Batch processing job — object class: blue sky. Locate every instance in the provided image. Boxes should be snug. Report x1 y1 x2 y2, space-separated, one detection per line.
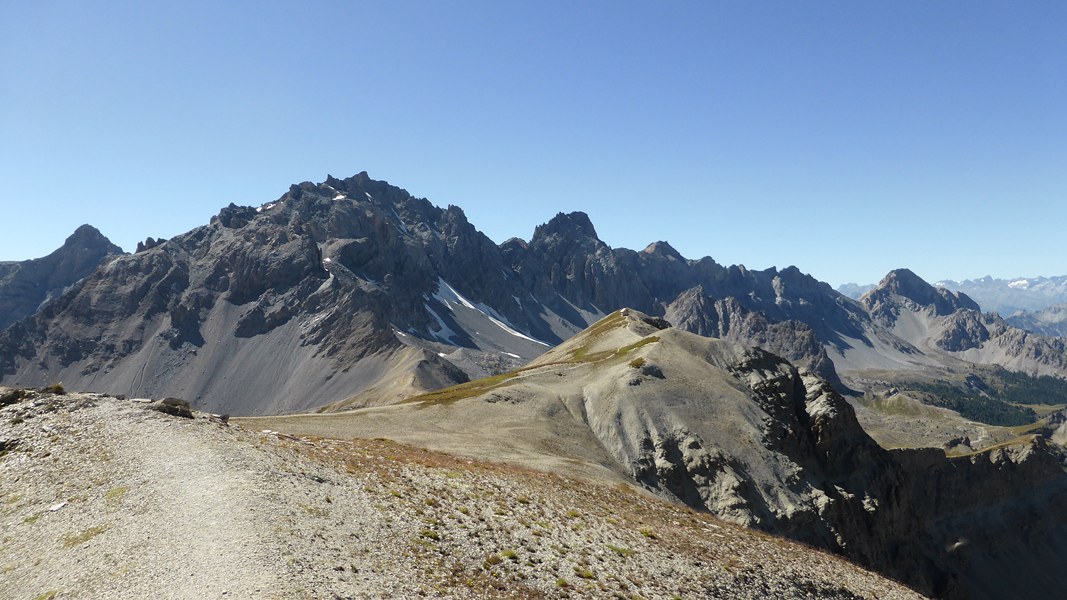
2 1 1064 287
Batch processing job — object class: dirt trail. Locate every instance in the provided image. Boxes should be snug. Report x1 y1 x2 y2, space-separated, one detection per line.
0 397 289 599
101 413 280 598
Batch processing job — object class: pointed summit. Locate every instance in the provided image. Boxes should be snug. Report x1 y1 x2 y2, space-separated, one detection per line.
642 241 684 261
866 268 980 316
0 225 123 330
531 211 599 243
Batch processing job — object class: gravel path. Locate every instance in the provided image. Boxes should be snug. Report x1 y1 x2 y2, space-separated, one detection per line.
0 389 926 599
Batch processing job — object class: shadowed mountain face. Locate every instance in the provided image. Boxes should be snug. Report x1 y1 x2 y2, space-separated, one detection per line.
2 173 1067 414
0 225 123 330
259 310 1067 600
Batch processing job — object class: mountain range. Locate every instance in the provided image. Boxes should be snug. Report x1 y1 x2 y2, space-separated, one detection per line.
3 172 1067 418
6 171 1067 598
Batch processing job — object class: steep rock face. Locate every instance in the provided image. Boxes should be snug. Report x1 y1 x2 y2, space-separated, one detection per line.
0 225 123 330
665 286 840 384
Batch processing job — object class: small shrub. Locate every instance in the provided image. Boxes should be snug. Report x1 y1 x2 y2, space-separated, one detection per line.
573 566 596 580
502 549 519 561
42 383 65 395
0 389 29 406
419 529 440 541
606 544 633 557
639 528 657 539
629 357 646 369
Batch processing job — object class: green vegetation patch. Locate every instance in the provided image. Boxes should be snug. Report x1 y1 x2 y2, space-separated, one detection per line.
896 367 1067 427
983 366 1067 405
887 366 1067 427
568 335 660 365
62 524 108 548
406 371 520 407
105 486 129 504
901 381 1036 426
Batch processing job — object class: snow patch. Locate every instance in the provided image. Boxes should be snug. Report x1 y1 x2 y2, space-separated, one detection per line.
333 193 346 201
433 278 550 346
314 274 335 294
502 352 520 358
256 203 277 213
1009 279 1030 289
424 303 458 343
434 279 479 310
389 207 410 234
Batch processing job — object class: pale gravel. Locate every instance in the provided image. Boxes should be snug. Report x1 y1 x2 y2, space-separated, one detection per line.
0 390 926 599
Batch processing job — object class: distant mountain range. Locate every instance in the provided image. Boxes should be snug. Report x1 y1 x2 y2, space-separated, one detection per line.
3 171 1067 416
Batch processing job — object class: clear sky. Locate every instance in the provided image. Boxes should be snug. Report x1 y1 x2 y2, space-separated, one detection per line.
2 1 1064 287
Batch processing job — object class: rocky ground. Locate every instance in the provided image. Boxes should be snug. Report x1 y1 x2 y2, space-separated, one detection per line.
0 388 923 599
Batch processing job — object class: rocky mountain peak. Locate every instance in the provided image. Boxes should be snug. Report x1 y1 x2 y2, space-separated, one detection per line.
866 268 980 316
641 241 684 261
531 211 600 244
0 225 124 331
65 224 118 249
